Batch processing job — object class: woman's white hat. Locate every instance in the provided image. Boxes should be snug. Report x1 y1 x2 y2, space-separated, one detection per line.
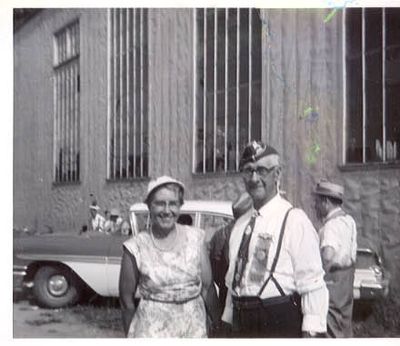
145 176 185 204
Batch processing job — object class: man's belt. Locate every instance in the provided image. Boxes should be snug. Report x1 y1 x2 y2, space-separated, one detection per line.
232 293 300 310
330 263 354 272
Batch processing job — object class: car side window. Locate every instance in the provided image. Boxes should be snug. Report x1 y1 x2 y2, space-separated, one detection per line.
177 213 195 226
200 214 233 243
135 212 150 232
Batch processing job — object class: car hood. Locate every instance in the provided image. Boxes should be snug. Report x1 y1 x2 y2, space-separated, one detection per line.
13 232 113 259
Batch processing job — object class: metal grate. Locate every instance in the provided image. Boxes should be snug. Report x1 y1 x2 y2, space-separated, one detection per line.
345 8 400 164
193 8 262 173
107 8 149 179
53 20 80 183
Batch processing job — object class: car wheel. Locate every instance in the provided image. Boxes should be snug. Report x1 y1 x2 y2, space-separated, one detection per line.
33 265 82 308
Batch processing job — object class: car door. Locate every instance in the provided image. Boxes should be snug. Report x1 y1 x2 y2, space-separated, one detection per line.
106 233 131 296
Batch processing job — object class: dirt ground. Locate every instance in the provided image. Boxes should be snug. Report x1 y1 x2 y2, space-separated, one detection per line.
13 293 124 338
13 291 400 338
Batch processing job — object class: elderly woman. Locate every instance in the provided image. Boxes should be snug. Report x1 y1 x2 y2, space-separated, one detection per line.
119 176 220 337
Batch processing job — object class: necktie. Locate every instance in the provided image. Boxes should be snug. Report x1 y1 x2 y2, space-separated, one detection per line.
232 211 258 293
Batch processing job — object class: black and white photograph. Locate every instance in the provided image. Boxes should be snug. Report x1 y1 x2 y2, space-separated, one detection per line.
8 0 400 340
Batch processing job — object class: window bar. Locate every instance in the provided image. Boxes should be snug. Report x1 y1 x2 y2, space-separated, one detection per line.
64 68 68 180
126 9 131 177
192 9 197 173
71 25 75 58
60 69 65 181
235 9 240 170
62 31 66 63
213 9 217 171
70 63 74 181
382 9 386 162
72 62 76 181
119 9 124 177
73 62 78 180
53 36 57 66
66 27 71 61
58 71 62 181
362 8 366 163
76 63 80 180
224 8 228 171
140 8 144 177
71 63 76 181
248 9 252 142
342 9 347 164
132 9 137 177
202 9 207 173
53 73 58 181
113 9 118 178
67 65 72 181
58 69 62 181
106 9 112 179
59 34 62 64
64 67 68 181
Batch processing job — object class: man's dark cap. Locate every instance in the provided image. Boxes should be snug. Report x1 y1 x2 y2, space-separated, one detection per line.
239 141 279 169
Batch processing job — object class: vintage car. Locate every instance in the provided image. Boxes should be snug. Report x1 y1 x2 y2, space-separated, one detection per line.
353 247 390 300
13 200 233 308
13 200 389 308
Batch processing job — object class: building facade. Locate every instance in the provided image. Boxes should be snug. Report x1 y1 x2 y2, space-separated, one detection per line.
14 8 400 289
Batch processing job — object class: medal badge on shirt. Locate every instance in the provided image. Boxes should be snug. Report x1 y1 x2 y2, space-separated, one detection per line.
249 232 273 283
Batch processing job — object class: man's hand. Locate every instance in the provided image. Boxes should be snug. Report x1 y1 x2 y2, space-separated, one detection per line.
209 320 232 338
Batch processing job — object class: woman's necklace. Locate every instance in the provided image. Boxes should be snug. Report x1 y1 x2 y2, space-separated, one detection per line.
150 226 178 252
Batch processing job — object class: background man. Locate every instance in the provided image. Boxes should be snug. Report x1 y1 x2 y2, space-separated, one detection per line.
314 179 357 337
209 192 252 310
89 203 105 232
222 140 328 338
104 208 124 234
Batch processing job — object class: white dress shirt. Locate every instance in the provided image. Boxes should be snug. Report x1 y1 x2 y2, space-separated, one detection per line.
222 194 328 333
91 213 105 232
319 207 357 267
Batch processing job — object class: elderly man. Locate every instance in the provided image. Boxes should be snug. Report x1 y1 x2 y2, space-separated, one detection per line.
222 141 328 338
313 180 357 338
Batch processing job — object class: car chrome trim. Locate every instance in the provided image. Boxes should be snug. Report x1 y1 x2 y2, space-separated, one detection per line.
13 271 27 276
18 253 108 264
107 256 122 265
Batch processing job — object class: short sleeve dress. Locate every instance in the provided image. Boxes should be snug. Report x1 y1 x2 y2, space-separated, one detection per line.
123 224 207 338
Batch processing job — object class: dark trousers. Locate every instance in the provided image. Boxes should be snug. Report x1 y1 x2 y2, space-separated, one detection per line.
232 294 303 338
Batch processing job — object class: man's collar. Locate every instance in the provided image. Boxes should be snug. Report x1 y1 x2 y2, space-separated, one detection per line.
323 207 342 223
257 193 281 216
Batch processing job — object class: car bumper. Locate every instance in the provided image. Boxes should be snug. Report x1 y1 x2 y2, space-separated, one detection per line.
13 265 33 292
354 279 389 300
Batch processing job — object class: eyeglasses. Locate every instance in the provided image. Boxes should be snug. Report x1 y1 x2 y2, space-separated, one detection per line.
242 166 275 179
151 200 181 210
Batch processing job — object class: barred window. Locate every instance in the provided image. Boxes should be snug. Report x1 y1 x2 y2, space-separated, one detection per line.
53 20 80 183
345 8 400 164
108 8 149 180
194 8 262 173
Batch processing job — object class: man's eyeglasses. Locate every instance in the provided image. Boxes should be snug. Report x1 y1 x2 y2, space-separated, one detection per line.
242 166 275 179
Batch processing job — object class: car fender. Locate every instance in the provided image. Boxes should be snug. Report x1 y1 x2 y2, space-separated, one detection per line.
20 253 110 296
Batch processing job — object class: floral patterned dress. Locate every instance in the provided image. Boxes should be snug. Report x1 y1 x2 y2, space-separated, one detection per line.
123 224 207 338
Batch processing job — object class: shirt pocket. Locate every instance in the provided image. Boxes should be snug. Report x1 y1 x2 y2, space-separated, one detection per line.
248 233 273 283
